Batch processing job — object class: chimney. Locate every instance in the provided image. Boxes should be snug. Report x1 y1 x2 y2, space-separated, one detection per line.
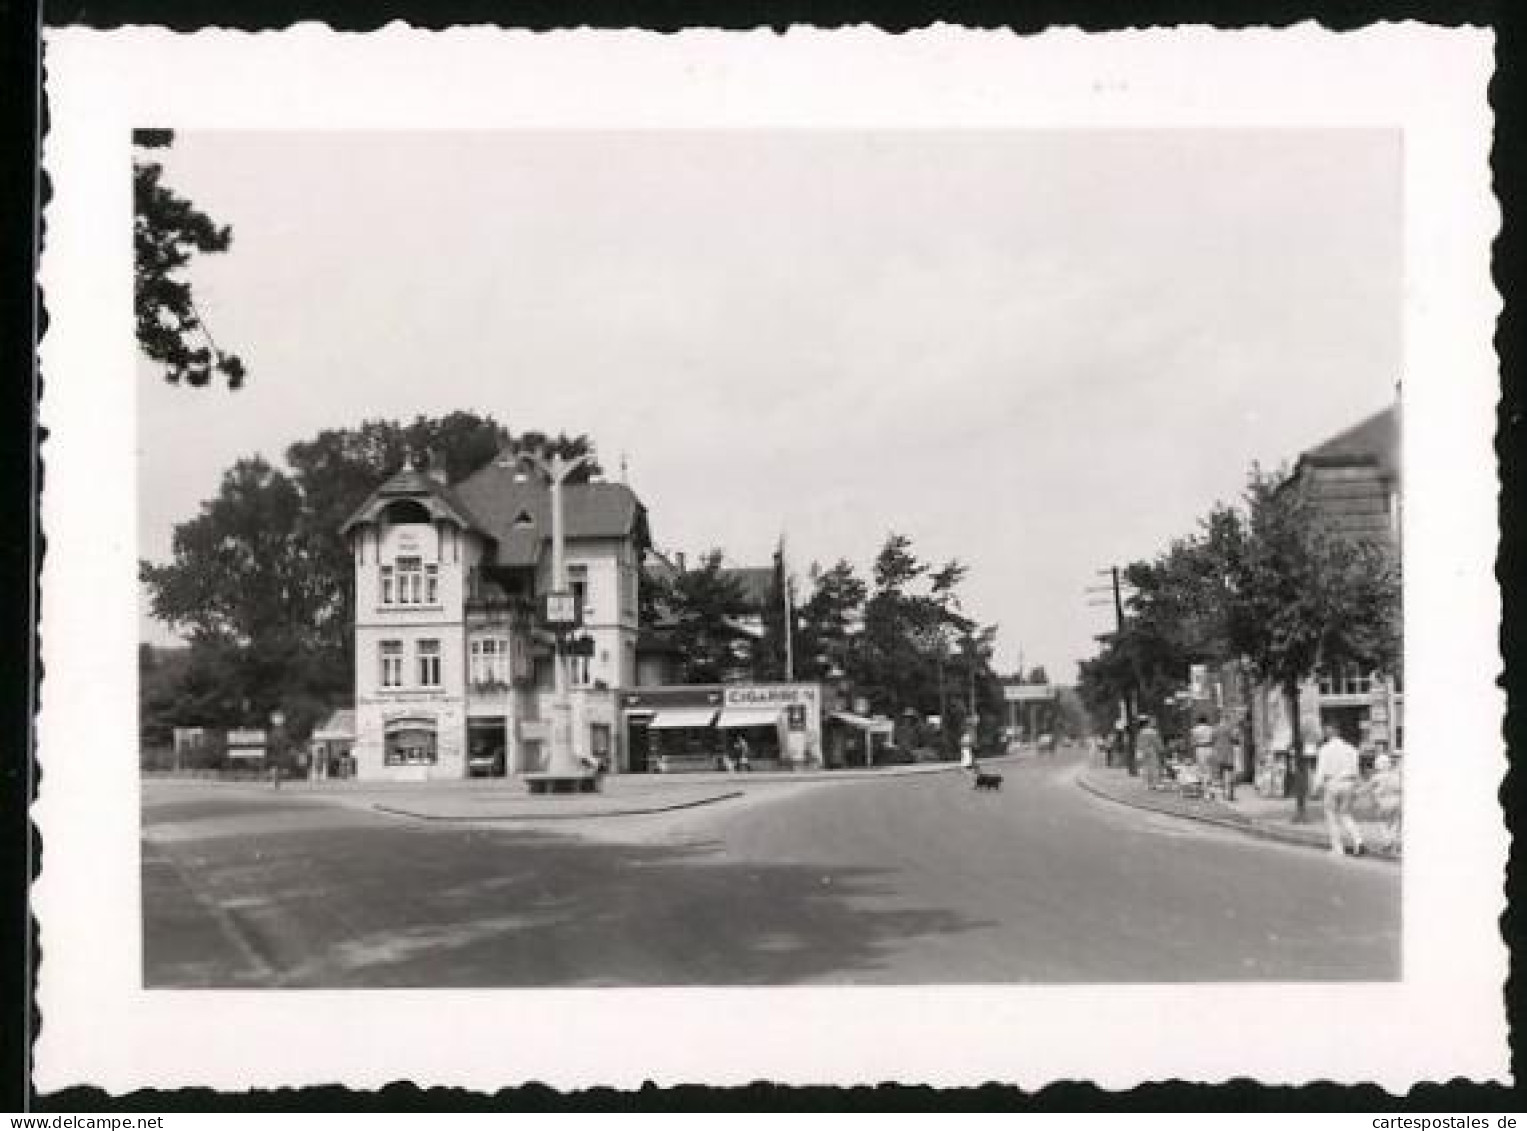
675 551 687 572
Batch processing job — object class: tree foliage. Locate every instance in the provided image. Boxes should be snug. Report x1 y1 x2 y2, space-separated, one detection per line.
848 533 1000 749
645 550 752 684
134 130 246 389
794 559 868 682
1077 465 1401 755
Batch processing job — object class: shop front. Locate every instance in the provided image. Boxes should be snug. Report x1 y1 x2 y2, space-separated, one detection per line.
621 682 823 772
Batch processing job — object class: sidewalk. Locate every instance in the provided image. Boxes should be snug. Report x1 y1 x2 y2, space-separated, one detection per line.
162 758 961 823
1076 760 1399 861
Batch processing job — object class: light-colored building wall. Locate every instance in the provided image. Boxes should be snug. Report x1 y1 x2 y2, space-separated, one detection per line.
353 518 478 782
534 537 639 692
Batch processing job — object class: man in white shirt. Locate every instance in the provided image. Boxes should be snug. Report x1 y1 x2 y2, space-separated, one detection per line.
1313 723 1365 857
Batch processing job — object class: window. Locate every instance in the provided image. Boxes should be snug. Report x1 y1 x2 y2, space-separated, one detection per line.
380 565 394 604
379 640 404 688
470 637 509 685
570 653 592 687
417 639 442 687
425 563 439 604
590 723 611 760
1318 663 1373 698
384 721 437 766
396 557 424 604
569 563 591 619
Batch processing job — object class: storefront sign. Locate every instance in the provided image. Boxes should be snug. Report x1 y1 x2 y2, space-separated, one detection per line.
724 684 816 707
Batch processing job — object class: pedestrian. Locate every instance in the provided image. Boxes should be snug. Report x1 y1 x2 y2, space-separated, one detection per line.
1313 722 1365 857
1213 716 1237 801
734 735 753 772
1190 714 1215 784
1367 752 1403 853
960 731 978 774
1136 715 1165 790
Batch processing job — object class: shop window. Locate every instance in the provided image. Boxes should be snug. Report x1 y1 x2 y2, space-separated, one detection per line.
379 640 403 688
417 639 442 687
385 722 437 766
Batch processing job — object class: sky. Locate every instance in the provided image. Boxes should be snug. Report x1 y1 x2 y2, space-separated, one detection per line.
138 129 1401 681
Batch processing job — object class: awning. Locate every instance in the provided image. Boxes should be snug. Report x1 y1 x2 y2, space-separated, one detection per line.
830 711 895 736
648 708 719 730
716 707 783 729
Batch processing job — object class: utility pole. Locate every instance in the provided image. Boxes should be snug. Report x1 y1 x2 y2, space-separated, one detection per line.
1110 566 1142 775
1088 567 1140 773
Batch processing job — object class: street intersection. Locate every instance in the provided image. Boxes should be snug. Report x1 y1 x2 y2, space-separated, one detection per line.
141 746 1400 987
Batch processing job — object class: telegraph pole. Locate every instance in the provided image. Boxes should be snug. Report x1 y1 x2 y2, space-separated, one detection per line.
1087 567 1140 773
1110 566 1145 775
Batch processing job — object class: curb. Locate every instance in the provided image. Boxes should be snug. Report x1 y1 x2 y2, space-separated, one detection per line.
370 789 748 823
1076 770 1400 863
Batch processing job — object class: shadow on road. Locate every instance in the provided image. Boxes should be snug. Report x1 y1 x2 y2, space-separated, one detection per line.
145 817 993 988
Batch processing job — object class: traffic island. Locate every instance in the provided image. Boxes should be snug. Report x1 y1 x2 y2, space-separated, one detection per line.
523 772 601 796
371 784 744 823
1076 763 1399 861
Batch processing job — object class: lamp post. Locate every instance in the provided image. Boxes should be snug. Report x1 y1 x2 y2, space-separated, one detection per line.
269 709 285 789
518 450 593 778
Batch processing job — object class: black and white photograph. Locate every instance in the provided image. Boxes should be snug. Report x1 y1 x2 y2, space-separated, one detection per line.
35 25 1504 1091
131 127 1407 988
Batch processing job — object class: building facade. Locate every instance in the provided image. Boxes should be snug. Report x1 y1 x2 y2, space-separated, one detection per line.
1252 402 1404 762
343 456 649 781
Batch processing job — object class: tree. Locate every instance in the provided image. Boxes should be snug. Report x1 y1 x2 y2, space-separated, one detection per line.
654 550 752 684
795 559 868 682
134 130 246 389
848 533 1001 752
141 458 331 646
503 431 603 484
1077 464 1400 815
1224 468 1400 819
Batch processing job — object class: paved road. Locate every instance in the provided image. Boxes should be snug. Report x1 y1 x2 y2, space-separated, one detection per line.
142 749 1399 986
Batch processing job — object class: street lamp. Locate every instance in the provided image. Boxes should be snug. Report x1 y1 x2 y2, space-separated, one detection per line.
269 709 285 788
518 450 594 779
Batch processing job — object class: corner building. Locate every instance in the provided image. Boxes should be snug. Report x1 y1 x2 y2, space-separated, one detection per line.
343 456 648 781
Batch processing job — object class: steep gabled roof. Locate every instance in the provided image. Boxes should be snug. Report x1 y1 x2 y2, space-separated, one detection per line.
451 459 649 568
341 464 490 536
1300 404 1400 482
